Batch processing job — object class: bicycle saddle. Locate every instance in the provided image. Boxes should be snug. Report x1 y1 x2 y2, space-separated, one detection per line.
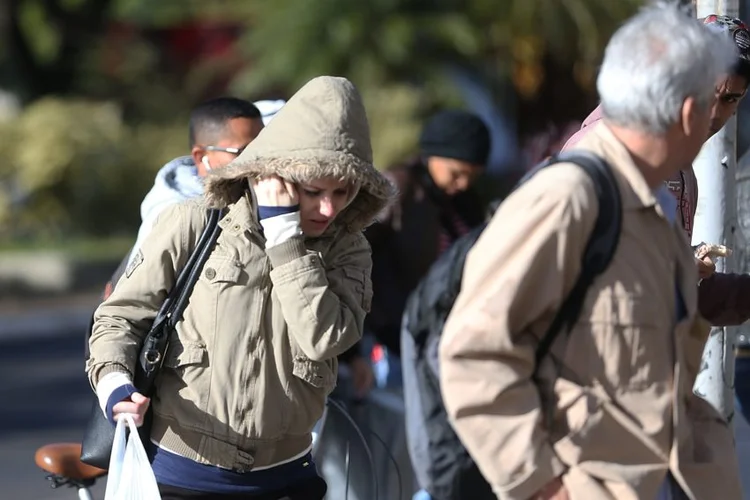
35 443 107 481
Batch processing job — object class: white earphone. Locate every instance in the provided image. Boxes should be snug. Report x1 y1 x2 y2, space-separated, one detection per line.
201 156 212 171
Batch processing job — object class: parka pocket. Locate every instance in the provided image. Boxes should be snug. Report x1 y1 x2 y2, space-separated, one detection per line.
200 256 243 285
158 341 210 414
164 341 207 368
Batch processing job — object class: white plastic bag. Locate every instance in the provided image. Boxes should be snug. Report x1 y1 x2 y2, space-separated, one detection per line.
104 414 161 500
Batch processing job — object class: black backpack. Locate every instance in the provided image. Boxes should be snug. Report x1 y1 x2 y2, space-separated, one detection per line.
401 151 622 500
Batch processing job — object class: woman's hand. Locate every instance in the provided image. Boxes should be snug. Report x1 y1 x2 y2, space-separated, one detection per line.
253 175 299 207
112 392 151 427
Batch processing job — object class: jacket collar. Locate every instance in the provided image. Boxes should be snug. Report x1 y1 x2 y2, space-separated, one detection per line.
582 124 661 213
218 191 261 237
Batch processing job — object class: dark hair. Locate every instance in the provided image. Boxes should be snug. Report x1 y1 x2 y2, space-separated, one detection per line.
734 59 750 85
188 97 261 148
701 15 750 86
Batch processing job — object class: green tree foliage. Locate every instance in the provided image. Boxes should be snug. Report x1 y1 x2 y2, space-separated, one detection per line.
0 98 185 241
231 0 642 165
0 0 114 102
235 0 640 97
0 0 645 242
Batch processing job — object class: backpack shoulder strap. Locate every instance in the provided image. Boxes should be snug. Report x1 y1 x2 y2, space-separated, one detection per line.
527 150 623 374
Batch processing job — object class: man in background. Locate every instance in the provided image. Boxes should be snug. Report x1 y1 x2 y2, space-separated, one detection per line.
365 110 490 389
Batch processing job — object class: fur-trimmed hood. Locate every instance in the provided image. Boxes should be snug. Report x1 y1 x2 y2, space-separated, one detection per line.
204 76 394 232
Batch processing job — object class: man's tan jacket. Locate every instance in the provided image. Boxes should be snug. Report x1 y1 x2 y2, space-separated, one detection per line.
439 124 742 500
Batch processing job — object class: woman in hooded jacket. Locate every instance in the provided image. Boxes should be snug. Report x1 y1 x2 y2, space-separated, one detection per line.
86 76 393 500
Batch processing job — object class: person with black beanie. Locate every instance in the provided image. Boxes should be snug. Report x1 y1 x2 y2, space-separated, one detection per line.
363 109 491 386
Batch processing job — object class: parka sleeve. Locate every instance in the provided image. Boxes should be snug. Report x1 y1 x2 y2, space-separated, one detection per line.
266 231 372 361
86 202 198 390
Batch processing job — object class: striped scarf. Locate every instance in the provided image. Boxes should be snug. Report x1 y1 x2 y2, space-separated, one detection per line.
438 207 472 255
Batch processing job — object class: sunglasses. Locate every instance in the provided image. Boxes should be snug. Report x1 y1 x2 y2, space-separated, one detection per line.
205 145 247 156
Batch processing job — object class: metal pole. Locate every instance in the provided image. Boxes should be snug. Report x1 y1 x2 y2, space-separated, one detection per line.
692 0 740 423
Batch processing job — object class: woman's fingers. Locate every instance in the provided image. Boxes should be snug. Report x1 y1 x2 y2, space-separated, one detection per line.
113 393 151 427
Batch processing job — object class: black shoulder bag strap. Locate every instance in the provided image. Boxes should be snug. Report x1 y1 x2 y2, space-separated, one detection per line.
522 151 623 376
134 207 224 390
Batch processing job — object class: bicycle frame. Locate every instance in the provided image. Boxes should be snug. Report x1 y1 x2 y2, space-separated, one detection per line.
41 473 98 500
77 487 94 500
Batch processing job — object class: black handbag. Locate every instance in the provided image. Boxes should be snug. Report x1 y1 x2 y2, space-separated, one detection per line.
80 208 224 469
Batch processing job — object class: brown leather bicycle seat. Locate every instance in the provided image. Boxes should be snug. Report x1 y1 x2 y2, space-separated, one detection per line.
35 443 106 481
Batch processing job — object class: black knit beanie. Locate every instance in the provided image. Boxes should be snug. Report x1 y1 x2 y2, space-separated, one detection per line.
418 110 491 166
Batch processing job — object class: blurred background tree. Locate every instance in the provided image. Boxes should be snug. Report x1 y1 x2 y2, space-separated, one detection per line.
235 0 641 165
0 0 643 245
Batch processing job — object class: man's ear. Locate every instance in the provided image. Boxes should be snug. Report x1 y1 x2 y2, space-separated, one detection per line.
191 146 205 171
680 96 699 137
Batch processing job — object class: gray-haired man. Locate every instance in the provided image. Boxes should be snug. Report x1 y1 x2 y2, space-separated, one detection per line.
439 3 742 500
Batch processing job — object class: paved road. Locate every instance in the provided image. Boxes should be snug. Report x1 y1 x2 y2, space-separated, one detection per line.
2 304 750 499
0 306 106 500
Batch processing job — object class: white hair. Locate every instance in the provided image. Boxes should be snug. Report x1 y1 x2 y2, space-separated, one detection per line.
597 1 738 134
